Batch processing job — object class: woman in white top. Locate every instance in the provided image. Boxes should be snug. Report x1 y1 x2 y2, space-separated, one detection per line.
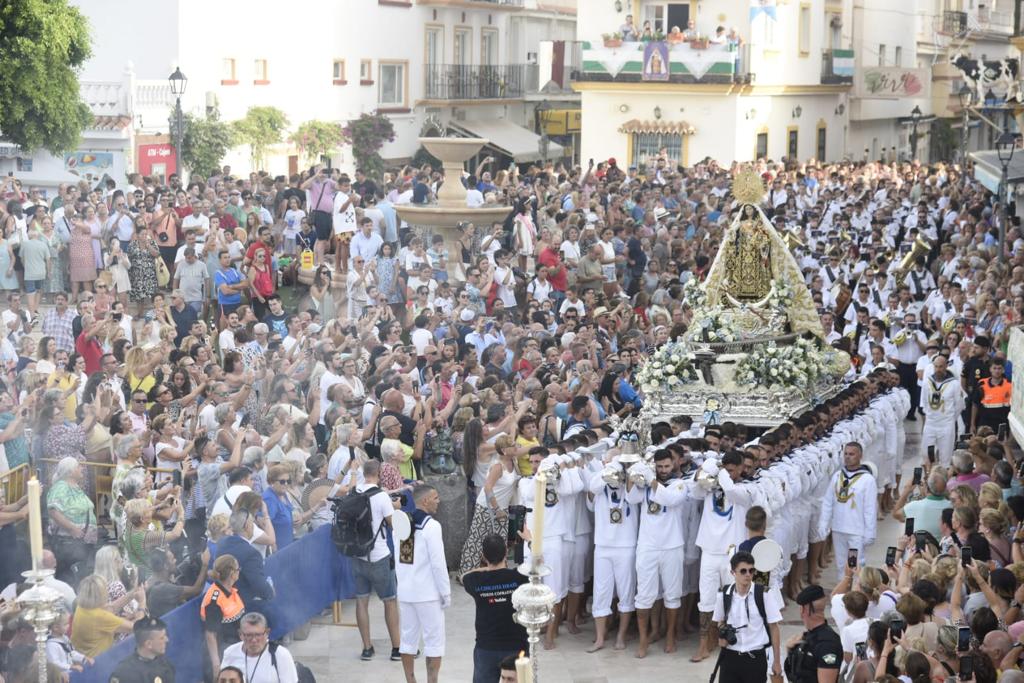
458 434 519 576
151 414 194 486
559 226 582 268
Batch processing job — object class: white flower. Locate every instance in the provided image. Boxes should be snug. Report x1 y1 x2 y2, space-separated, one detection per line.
670 354 681 364
770 368 778 376
650 379 660 389
668 375 680 385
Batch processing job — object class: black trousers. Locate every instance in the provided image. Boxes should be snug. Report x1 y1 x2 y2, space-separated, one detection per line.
897 362 919 416
719 648 768 683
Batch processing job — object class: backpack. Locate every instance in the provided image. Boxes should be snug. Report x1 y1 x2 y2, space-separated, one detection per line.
721 582 773 652
330 486 384 558
269 642 316 683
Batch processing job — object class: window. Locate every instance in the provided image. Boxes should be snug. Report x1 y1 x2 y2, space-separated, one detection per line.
787 128 799 158
454 28 471 65
631 133 682 166
481 29 498 66
756 131 768 159
254 59 268 84
379 62 407 108
222 58 237 84
360 59 373 85
426 27 443 67
816 125 827 161
333 60 346 84
798 4 811 56
878 44 886 66
894 46 902 67
642 4 665 33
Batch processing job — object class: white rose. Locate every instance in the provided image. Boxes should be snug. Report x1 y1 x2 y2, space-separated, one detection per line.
668 375 679 385
670 354 681 363
650 379 660 389
770 368 778 376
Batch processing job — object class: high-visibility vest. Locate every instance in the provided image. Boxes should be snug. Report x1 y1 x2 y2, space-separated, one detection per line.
200 581 245 624
980 377 1012 409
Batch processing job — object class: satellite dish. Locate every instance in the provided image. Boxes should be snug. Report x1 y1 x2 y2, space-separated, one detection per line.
392 511 412 542
751 539 783 572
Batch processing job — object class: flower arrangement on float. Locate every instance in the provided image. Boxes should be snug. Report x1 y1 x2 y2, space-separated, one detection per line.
634 341 699 394
733 338 830 390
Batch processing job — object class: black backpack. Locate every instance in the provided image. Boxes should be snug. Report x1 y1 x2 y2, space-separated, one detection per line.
721 582 772 652
330 486 384 558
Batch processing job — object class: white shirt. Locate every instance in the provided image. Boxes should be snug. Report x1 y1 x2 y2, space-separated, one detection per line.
181 213 209 239
411 327 433 356
221 642 298 683
494 265 517 308
319 370 344 423
332 191 357 235
395 516 451 604
327 445 365 486
357 483 394 562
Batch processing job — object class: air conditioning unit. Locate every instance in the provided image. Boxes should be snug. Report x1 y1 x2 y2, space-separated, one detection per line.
830 15 843 28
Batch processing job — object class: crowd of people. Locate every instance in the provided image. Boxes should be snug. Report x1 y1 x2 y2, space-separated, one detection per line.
0 148 1019 683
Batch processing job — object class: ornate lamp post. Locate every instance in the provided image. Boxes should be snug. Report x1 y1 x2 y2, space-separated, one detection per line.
535 99 552 164
996 131 1016 264
909 105 922 161
958 85 973 164
168 67 188 179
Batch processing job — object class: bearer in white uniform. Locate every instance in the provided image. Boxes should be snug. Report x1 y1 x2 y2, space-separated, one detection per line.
817 442 878 582
920 353 965 468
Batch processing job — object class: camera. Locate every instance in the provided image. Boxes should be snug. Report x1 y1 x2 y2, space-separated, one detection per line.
390 492 408 507
720 624 740 646
158 231 169 243
507 505 528 564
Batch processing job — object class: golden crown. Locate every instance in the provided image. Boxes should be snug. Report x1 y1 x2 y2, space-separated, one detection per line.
732 167 766 206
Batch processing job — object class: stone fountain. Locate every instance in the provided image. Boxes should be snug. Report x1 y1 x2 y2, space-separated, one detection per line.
396 136 513 282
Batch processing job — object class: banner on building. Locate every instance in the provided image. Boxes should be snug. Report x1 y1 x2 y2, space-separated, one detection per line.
64 151 113 176
642 41 670 81
853 67 930 99
1007 328 1024 447
749 0 777 21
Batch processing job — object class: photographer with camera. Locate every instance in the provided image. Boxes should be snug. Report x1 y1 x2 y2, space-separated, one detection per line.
784 585 842 683
710 551 783 683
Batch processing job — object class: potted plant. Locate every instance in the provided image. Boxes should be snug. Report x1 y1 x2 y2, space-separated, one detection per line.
690 33 710 49
602 32 623 48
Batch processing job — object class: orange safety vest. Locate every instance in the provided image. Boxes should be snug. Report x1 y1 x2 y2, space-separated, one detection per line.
980 377 1012 408
200 582 245 624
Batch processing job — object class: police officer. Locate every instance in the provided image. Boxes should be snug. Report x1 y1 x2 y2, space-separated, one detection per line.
109 616 175 683
784 585 842 683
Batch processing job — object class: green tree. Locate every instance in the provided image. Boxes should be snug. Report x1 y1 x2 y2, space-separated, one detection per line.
231 106 289 169
181 108 234 179
342 112 395 179
289 120 345 164
0 0 93 154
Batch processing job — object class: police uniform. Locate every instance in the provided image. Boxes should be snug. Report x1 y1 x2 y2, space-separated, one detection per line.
784 586 843 683
978 375 1012 431
109 651 176 683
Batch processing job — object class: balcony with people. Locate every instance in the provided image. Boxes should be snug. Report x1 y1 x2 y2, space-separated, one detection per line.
576 15 750 85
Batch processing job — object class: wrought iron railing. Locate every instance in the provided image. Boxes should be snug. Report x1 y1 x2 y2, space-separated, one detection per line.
424 64 526 100
944 10 968 34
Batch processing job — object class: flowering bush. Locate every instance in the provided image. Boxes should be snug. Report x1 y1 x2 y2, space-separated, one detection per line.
733 338 829 390
635 341 699 394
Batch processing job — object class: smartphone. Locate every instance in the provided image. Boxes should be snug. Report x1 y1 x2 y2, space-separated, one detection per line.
885 546 897 567
927 445 936 464
905 518 915 536
999 423 1008 440
915 531 926 553
847 548 858 568
961 545 973 567
958 626 971 653
890 617 905 640
171 470 182 488
855 642 867 660
959 654 974 680
912 466 923 486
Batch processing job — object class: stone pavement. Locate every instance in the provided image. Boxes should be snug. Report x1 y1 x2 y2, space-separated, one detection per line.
289 422 924 682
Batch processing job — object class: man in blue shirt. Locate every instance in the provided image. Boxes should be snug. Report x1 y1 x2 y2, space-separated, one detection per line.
214 250 245 326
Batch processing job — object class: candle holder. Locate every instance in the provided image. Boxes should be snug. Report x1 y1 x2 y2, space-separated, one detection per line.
512 562 556 683
16 569 63 683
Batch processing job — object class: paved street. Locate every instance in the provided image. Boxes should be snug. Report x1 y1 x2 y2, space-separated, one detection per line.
290 422 923 682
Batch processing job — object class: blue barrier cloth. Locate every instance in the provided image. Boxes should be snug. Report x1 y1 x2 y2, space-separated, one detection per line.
72 525 354 683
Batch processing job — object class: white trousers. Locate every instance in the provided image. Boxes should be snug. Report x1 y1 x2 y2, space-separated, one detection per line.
525 535 567 601
920 420 956 468
831 531 866 582
698 551 730 613
399 600 445 657
568 532 593 593
635 545 685 610
592 545 636 617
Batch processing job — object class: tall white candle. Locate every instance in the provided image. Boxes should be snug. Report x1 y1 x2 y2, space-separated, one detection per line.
516 651 533 683
27 477 42 572
531 471 546 563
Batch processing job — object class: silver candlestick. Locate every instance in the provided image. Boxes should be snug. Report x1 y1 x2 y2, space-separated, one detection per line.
512 561 556 682
17 569 63 683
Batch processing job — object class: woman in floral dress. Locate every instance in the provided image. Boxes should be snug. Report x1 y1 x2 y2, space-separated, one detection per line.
375 243 404 318
127 225 160 317
39 216 64 297
69 213 97 297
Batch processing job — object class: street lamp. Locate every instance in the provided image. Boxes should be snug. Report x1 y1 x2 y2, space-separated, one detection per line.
534 99 552 164
168 67 188 181
958 85 973 164
909 105 922 161
996 131 1016 264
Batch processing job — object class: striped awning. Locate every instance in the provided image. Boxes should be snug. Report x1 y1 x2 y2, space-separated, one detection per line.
617 119 696 135
92 115 132 131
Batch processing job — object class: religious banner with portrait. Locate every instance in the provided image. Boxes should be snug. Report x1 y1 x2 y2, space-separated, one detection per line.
643 41 670 81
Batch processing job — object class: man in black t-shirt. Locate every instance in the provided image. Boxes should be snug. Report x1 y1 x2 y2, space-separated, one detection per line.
961 335 991 430
462 534 528 683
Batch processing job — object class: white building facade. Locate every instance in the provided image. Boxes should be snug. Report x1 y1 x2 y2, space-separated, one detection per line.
50 0 577 183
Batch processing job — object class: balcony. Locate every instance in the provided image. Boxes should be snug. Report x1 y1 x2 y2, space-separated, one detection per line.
416 0 522 8
424 64 525 100
820 49 854 85
943 10 967 34
573 40 751 86
524 63 579 96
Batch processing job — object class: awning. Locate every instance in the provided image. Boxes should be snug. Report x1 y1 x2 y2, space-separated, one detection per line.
617 119 696 135
971 149 1024 194
447 119 564 163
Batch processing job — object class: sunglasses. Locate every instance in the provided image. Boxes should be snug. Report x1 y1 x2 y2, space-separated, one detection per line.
277 479 291 484
735 567 755 575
